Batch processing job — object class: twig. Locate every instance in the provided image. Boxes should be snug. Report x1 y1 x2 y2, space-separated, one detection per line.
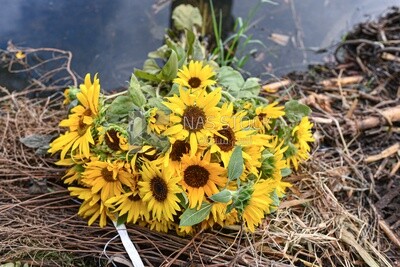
357 105 400 131
378 219 400 250
364 143 399 163
262 79 291 93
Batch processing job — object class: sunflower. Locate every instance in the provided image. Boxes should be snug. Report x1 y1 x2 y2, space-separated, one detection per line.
62 86 80 106
254 102 285 132
242 179 275 232
147 219 174 233
78 200 110 227
202 202 229 229
147 107 169 134
286 117 315 170
130 145 161 170
15 51 26 59
138 161 182 221
81 158 135 202
242 145 264 177
261 137 291 197
224 208 239 227
63 88 71 105
261 138 287 179
98 126 129 152
292 117 315 152
102 167 149 225
163 139 191 174
60 163 84 184
105 190 150 224
176 224 197 236
210 103 259 167
69 187 113 227
173 60 216 91
162 87 222 156
55 157 88 184
49 73 101 159
234 132 274 179
180 152 227 209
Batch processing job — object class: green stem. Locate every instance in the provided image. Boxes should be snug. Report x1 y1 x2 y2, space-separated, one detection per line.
221 90 236 102
104 91 126 100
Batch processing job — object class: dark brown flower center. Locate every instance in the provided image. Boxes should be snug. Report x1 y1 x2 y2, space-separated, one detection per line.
183 106 206 132
184 165 210 188
138 147 158 161
188 77 202 88
258 113 270 126
105 129 121 151
128 193 141 202
170 140 190 162
214 126 236 152
101 168 115 182
150 176 168 202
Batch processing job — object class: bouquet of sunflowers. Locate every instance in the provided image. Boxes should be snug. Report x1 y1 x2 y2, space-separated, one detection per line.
48 7 314 235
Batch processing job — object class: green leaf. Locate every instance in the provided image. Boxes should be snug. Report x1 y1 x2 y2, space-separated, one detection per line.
281 168 292 177
148 45 169 59
142 59 161 74
270 189 281 209
147 97 165 110
35 147 51 156
192 37 205 61
20 134 55 149
186 29 195 58
260 150 275 178
184 29 205 60
284 142 297 158
227 183 253 214
227 146 244 181
172 4 202 31
20 134 57 156
166 39 186 67
157 50 178 81
209 189 232 203
177 193 189 209
179 202 212 226
66 99 79 111
134 69 160 82
165 83 180 97
240 77 261 98
284 100 312 123
128 74 146 107
106 95 137 121
217 66 245 96
128 114 147 144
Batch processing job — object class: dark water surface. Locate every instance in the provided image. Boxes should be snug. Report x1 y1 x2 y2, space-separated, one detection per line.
0 0 398 90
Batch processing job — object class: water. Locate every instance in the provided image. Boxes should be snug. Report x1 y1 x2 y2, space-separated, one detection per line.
235 0 399 79
0 0 398 90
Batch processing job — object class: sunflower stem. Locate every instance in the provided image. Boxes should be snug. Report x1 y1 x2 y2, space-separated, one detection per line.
254 95 270 104
104 90 127 100
221 90 236 102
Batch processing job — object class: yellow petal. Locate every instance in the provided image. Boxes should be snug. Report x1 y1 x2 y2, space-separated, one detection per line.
189 133 197 156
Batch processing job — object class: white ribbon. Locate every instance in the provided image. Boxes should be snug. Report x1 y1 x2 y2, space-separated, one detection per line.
113 221 145 267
